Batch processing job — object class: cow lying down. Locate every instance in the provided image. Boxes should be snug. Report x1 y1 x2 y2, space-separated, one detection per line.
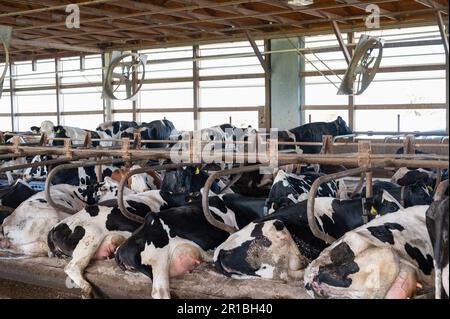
304 205 433 299
47 189 198 298
214 188 403 281
114 192 267 299
0 177 128 256
266 170 347 214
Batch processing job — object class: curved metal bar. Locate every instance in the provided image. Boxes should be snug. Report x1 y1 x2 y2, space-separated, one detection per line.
45 158 127 215
333 134 356 143
117 162 190 223
203 164 269 234
307 167 375 245
434 179 449 202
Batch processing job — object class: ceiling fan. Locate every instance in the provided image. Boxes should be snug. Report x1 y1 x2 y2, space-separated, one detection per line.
338 35 384 96
103 51 147 100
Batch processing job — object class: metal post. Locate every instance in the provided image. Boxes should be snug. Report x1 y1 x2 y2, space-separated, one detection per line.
193 45 200 131
131 50 138 122
264 39 271 130
8 62 17 132
348 32 355 130
55 57 62 125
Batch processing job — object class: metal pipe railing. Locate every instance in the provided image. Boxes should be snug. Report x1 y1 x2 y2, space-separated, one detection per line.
306 166 386 244
44 158 128 214
116 162 190 223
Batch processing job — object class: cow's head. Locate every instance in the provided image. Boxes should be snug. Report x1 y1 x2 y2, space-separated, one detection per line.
335 116 352 136
392 167 436 188
40 120 55 136
23 155 50 181
214 220 307 280
76 177 133 205
404 181 434 206
30 126 41 134
364 189 402 220
161 166 221 194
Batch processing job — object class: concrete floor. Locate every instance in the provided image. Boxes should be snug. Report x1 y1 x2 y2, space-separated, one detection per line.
0 278 79 299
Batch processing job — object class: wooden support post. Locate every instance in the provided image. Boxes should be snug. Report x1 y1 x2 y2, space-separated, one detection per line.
347 32 355 130
403 134 416 154
320 135 334 154
121 138 131 165
358 141 373 198
83 132 92 149
64 139 72 160
133 133 141 150
39 133 47 146
12 136 22 156
95 152 103 183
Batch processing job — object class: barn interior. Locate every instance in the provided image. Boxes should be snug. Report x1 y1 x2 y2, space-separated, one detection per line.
0 0 449 300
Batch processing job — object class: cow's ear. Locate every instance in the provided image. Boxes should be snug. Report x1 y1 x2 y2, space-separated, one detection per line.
337 116 343 124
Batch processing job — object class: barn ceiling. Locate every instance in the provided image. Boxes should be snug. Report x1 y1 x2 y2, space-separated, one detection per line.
0 0 448 61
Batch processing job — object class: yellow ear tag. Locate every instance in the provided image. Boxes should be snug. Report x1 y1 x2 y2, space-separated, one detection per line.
195 167 200 175
187 197 193 203
427 186 434 192
370 206 378 215
56 129 61 134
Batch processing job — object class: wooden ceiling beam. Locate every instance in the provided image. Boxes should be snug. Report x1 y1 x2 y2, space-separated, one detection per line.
335 0 398 21
28 0 404 42
415 0 449 12
10 38 102 54
0 0 118 19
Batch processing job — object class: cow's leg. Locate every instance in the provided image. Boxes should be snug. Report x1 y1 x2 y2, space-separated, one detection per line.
288 246 306 280
64 229 104 299
384 264 418 299
141 246 171 299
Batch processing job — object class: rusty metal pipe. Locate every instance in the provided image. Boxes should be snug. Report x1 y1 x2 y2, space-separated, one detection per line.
307 167 380 245
434 179 449 201
45 158 128 215
202 164 268 234
117 163 190 223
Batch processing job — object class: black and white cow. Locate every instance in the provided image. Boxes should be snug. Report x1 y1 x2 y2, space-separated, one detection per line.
39 121 112 147
0 177 127 256
361 180 434 208
160 166 226 195
46 167 233 298
0 179 36 224
121 119 178 149
303 205 433 299
22 156 156 193
278 117 353 154
96 121 139 140
114 192 267 299
265 170 347 214
392 167 436 189
214 188 403 280
47 189 199 298
426 197 449 299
